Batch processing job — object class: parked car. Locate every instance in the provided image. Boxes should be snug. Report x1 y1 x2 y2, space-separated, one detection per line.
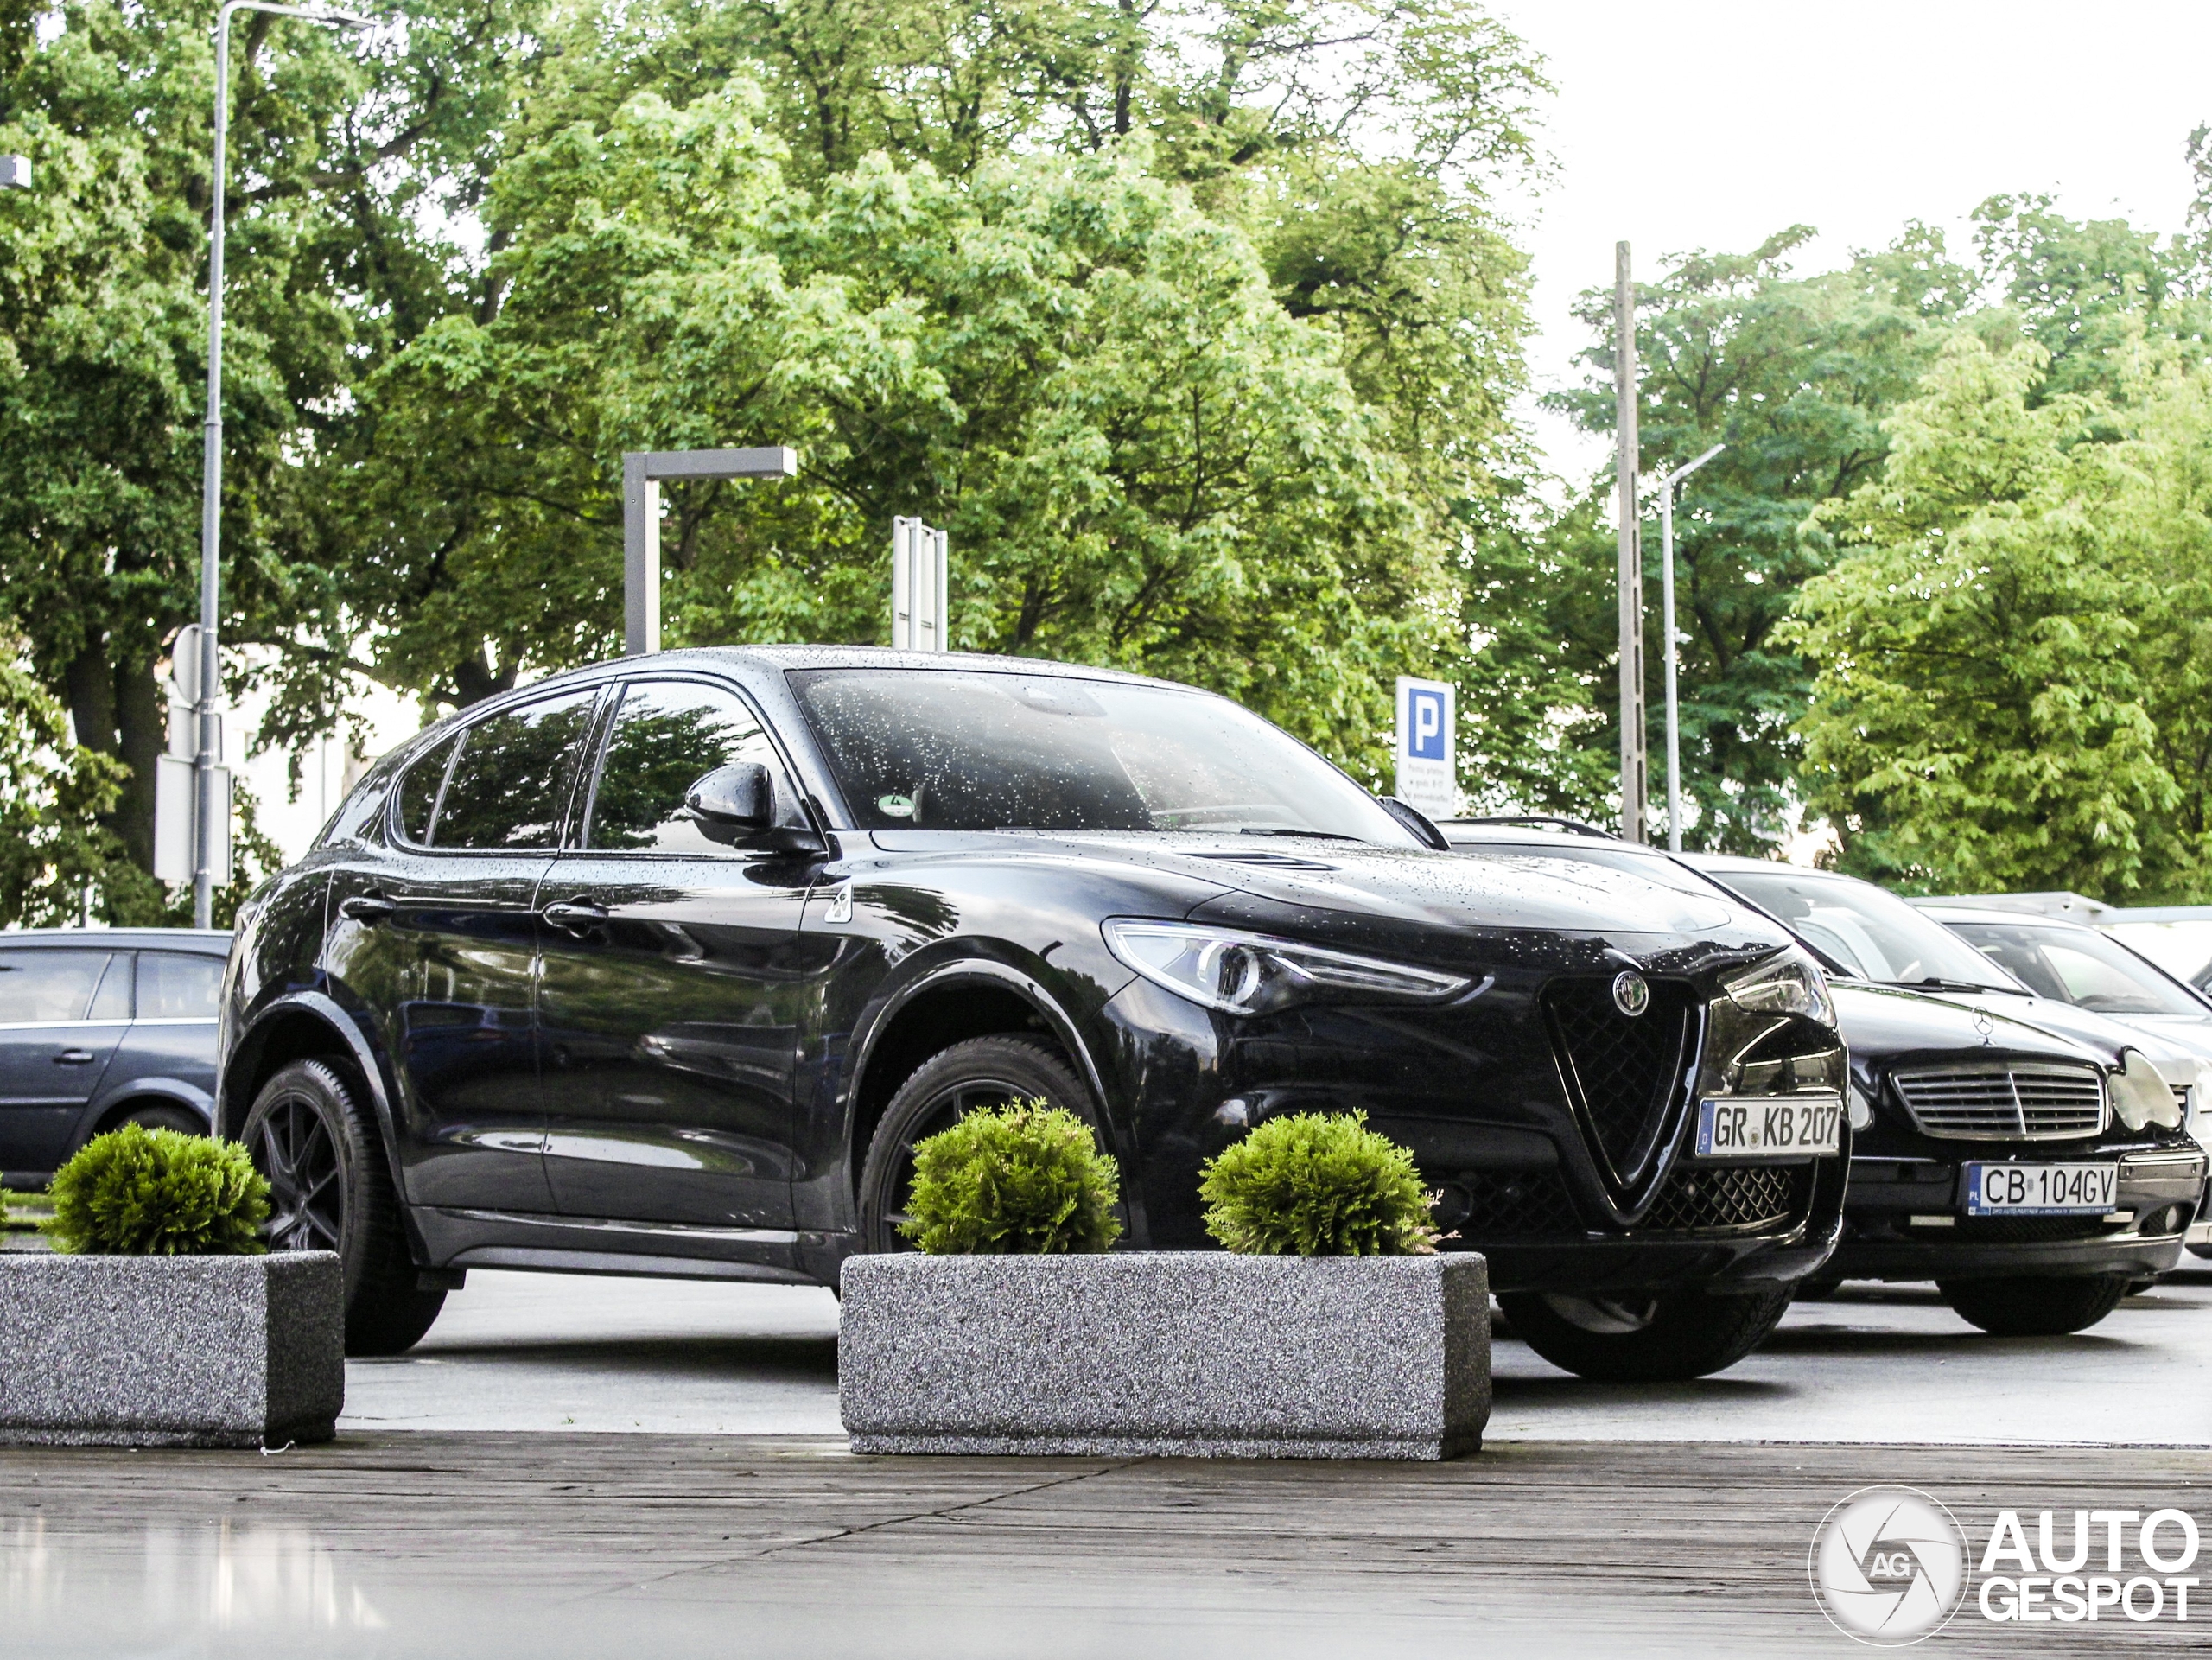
220 649 1849 1379
0 929 230 1187
1439 825 2205 1337
1917 901 2212 1259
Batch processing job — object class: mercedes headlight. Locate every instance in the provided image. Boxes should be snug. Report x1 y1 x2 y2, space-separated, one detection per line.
1103 919 1470 1016
2111 1048 2185 1130
1723 944 1837 1029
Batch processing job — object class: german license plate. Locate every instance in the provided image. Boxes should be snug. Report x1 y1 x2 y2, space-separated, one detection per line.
1964 1162 2116 1216
1694 1095 1841 1160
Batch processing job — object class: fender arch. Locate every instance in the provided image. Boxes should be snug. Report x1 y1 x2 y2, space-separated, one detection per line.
223 991 410 1205
843 956 1117 1180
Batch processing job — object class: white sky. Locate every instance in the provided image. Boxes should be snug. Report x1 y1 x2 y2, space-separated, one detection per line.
1489 0 2212 482
246 3 2212 857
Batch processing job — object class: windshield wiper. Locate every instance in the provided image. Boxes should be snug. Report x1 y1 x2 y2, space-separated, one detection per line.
1888 976 2020 996
1236 828 1365 842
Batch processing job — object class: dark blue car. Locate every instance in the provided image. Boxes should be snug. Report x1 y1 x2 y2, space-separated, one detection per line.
0 929 229 1186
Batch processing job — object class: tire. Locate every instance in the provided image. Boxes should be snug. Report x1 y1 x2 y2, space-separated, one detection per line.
111 1103 207 1136
1497 1285 1796 1382
242 1059 446 1356
1794 1271 1847 1301
1937 1275 2129 1337
857 1035 1096 1255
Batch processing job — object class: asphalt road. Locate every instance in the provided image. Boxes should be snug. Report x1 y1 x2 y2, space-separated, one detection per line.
341 1265 2212 1444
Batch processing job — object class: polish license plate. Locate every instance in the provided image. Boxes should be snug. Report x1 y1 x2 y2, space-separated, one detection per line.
1694 1096 1842 1160
1964 1162 2116 1217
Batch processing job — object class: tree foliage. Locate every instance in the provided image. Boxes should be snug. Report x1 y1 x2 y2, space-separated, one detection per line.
1789 334 2212 900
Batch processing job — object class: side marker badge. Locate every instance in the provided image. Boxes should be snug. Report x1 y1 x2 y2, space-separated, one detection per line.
823 884 855 925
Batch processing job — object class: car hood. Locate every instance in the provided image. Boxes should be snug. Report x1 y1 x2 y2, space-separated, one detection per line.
1829 982 2106 1071
1897 986 2207 1084
867 828 1793 967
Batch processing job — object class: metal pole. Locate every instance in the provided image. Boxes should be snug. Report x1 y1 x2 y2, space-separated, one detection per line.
194 11 232 929
1614 241 1643 845
195 2 365 926
623 451 658 654
934 526 949 653
1658 443 1726 855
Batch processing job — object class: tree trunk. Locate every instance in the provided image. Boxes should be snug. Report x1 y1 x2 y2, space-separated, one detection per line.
112 652 163 875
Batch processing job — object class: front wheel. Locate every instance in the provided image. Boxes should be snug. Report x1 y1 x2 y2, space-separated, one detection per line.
1937 1275 2128 1337
242 1059 446 1356
1497 1285 1795 1382
856 1035 1096 1255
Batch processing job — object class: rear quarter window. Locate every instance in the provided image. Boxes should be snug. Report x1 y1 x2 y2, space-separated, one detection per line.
136 952 223 1019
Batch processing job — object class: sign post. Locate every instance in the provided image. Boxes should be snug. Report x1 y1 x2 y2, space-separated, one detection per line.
891 518 949 651
1393 676 1458 821
621 446 800 655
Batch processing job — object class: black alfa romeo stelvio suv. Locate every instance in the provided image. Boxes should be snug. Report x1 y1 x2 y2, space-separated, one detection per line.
219 648 1848 1380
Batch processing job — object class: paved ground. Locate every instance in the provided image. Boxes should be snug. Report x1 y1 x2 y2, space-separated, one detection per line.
8 1434 2210 1658
342 1265 2212 1444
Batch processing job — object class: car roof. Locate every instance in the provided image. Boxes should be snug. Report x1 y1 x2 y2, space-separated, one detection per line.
1917 905 2082 931
0 929 231 954
538 645 1182 691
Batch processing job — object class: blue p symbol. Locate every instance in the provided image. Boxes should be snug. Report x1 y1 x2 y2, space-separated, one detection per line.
1408 689 1446 760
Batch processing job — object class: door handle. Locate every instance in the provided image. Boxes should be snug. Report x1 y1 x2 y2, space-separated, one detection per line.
541 900 610 934
340 893 397 925
54 1049 95 1065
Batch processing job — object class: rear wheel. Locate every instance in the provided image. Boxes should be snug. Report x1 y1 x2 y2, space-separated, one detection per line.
242 1059 446 1356
857 1035 1096 1255
1937 1275 2128 1337
1497 1285 1795 1382
111 1102 207 1136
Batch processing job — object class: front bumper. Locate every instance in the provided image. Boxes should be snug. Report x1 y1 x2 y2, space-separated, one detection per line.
1829 1148 2206 1282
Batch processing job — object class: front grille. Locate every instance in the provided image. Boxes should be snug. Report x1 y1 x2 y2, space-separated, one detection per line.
1542 977 1698 1185
1448 1168 1583 1239
1953 1215 2118 1244
1892 1063 2107 1141
1641 1161 1814 1232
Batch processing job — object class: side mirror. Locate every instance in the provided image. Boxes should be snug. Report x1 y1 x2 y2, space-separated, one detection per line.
684 763 774 837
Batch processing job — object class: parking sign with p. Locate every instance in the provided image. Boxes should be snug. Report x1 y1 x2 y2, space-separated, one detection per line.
1394 676 1457 819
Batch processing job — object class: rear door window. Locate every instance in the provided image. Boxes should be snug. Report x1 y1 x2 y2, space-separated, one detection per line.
432 690 601 850
585 681 791 855
136 953 223 1019
0 951 118 1023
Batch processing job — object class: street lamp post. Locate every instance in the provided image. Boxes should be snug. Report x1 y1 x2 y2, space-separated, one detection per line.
194 1 367 928
1657 443 1725 855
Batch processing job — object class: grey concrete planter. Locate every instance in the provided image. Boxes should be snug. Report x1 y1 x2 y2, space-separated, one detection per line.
0 1251 344 1448
840 1250 1489 1460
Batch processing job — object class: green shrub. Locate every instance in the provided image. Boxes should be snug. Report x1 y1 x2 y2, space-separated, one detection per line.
1200 1110 1440 1256
45 1125 270 1256
902 1102 1122 1254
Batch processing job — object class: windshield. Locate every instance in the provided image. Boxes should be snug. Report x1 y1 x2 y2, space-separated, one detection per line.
788 669 1414 842
1945 919 2210 1016
1712 868 2022 990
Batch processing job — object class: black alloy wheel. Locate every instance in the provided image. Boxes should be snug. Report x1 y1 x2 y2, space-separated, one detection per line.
253 1090 344 1254
857 1034 1097 1254
241 1059 448 1356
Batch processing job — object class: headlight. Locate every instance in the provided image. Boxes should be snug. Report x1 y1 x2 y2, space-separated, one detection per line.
2110 1048 2185 1130
1723 945 1837 1029
1102 919 1471 1016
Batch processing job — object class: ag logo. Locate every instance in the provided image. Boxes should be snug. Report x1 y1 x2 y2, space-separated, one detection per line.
1611 970 1649 1018
1809 1485 1967 1645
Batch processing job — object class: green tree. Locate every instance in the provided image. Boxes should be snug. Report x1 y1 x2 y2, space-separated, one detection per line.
0 0 535 918
1788 332 2212 900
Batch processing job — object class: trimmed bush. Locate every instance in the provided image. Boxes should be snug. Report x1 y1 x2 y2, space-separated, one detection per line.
1200 1110 1440 1256
902 1103 1122 1255
45 1126 270 1256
